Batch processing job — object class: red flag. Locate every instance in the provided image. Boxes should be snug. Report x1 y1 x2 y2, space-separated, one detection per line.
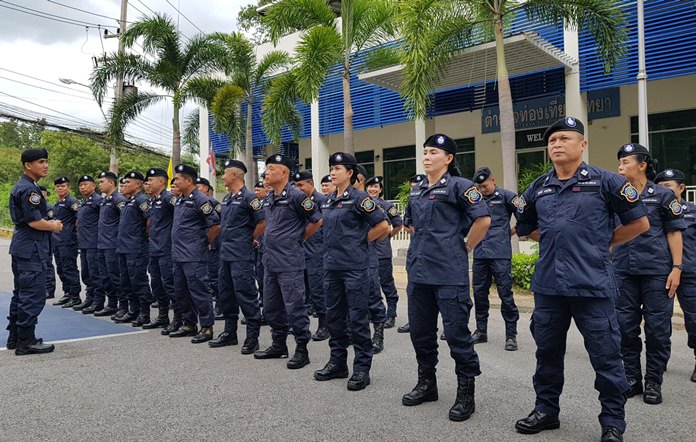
206 147 216 175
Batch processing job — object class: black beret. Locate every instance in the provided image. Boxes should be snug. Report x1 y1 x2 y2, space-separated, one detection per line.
356 164 368 178
265 154 294 171
54 176 69 185
329 152 357 167
320 174 332 184
543 117 584 143
655 168 686 184
145 168 168 179
617 143 651 160
410 174 425 184
223 159 247 173
170 177 177 185
119 177 127 184
473 167 492 184
196 177 211 188
424 134 457 155
254 181 265 188
124 171 145 181
174 164 198 179
293 170 313 182
78 175 95 184
365 176 384 187
98 171 118 182
21 148 48 164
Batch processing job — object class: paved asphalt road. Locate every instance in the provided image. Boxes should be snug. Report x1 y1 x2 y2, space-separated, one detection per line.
0 240 694 441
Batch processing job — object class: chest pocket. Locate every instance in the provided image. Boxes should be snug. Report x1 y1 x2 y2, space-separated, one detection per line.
567 185 605 224
643 200 663 229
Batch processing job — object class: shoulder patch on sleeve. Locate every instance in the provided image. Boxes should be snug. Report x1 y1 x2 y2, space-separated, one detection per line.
301 197 315 211
170 196 178 206
215 203 222 214
139 201 150 212
47 209 54 219
200 201 213 215
463 186 482 204
620 182 639 203
669 199 683 216
71 201 79 212
116 200 125 211
511 196 526 213
388 205 398 217
29 192 41 206
360 197 376 212
250 197 262 211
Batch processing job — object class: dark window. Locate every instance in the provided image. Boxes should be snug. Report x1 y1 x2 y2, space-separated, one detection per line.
383 145 416 200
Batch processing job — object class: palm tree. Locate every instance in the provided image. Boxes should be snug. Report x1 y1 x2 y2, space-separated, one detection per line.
209 32 291 186
90 14 227 167
262 0 397 154
394 0 627 193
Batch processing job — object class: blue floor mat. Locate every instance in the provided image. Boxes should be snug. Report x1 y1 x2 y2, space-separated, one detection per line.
0 292 141 346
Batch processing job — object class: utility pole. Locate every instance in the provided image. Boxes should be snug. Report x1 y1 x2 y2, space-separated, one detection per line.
106 0 129 174
637 0 649 149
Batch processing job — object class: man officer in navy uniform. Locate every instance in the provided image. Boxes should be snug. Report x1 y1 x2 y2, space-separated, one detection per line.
168 164 221 343
470 167 521 350
514 117 650 442
6 148 62 355
209 159 265 352
253 180 268 322
365 176 403 329
294 170 330 341
196 177 222 308
321 174 335 196
52 176 82 308
74 175 104 314
143 168 177 331
39 185 57 300
116 171 151 326
253 154 322 369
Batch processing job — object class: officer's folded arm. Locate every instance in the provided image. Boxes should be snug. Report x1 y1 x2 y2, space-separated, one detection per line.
610 216 649 247
368 220 390 243
303 218 322 241
28 218 63 233
253 220 265 240
465 215 491 252
207 224 221 244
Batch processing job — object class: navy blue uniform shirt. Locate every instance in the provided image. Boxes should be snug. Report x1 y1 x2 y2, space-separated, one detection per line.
53 194 79 246
613 181 685 276
98 192 126 249
172 188 220 263
220 186 264 262
204 195 222 251
9 175 50 260
302 190 326 261
322 186 389 271
516 162 647 297
147 190 176 257
116 192 150 254
77 192 103 249
262 182 322 272
374 197 403 259
473 187 519 260
404 173 489 285
680 201 696 275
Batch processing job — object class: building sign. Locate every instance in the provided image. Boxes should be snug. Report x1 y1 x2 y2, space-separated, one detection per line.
515 128 547 149
482 88 621 133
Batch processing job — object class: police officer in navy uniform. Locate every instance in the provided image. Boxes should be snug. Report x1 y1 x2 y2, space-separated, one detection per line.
320 174 335 196
143 168 177 331
196 177 222 308
366 176 403 329
401 134 490 421
75 175 104 314
514 118 649 442
397 174 426 335
115 171 152 326
6 148 62 355
39 185 57 300
51 176 82 308
168 164 221 343
470 167 520 350
294 170 330 341
209 159 265 353
314 152 390 390
94 172 125 318
253 154 322 369
655 168 696 383
614 144 685 405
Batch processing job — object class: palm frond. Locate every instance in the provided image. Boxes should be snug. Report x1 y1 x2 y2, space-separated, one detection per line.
178 77 228 108
361 45 402 72
90 53 154 106
262 72 301 146
254 50 292 86
182 109 200 156
108 91 168 145
180 34 230 83
210 32 256 91
121 13 181 62
263 0 337 44
352 0 398 53
211 84 246 145
293 25 343 103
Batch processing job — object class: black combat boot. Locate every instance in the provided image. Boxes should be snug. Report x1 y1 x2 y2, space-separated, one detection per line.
384 317 395 329
15 326 54 356
5 321 17 350
402 367 438 406
162 312 182 336
191 326 214 343
142 309 170 329
208 331 238 347
287 342 310 369
168 322 198 338
372 322 385 354
448 376 475 422
254 341 289 359
312 314 330 341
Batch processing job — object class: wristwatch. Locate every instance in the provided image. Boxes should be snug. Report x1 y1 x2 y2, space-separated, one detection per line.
672 264 683 270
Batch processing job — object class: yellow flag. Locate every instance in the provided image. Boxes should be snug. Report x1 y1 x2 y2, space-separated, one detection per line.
167 156 173 182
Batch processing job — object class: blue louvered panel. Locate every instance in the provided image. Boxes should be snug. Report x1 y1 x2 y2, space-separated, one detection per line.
209 112 231 155
245 96 310 152
580 0 696 91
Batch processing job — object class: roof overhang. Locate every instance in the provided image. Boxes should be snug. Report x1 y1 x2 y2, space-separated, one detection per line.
358 31 578 92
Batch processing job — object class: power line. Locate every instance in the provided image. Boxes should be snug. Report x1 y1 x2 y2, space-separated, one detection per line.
163 0 203 33
0 91 103 128
133 0 157 16
0 67 94 96
0 0 118 28
0 75 96 101
45 0 132 24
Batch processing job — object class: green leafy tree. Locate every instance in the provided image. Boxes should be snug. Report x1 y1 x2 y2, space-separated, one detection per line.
394 0 626 193
237 0 276 44
90 14 227 167
262 0 397 154
0 120 45 150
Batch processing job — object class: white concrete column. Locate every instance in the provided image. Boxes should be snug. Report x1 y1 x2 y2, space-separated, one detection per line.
198 105 213 183
311 99 330 180
414 118 435 174
563 25 589 162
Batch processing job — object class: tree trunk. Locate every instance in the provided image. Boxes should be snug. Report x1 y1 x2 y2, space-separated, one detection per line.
342 51 354 154
172 100 182 167
245 97 255 189
494 18 517 195
109 145 119 175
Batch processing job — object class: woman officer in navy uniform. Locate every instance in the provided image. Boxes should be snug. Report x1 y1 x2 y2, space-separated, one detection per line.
614 144 686 405
401 134 491 422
